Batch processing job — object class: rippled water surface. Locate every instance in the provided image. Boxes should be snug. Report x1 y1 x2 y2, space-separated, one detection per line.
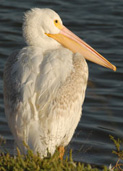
0 0 123 166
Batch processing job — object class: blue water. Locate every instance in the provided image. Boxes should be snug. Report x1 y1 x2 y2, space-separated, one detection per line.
0 0 123 166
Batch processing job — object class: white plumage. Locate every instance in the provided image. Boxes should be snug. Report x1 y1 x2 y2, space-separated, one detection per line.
4 8 116 158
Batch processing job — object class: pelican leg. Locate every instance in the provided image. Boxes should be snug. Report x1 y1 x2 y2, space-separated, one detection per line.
58 146 65 160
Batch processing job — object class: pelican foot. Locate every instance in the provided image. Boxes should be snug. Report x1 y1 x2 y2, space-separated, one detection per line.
58 146 65 160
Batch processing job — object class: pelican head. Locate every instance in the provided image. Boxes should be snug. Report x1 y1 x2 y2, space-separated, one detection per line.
23 8 63 51
23 8 116 71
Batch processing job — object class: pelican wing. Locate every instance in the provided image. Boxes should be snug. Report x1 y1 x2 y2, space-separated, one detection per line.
4 47 43 143
4 47 73 150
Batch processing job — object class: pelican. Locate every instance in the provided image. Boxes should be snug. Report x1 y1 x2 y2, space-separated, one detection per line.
3 8 116 159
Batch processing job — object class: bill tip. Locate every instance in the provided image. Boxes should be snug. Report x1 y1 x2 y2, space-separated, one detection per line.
113 65 117 72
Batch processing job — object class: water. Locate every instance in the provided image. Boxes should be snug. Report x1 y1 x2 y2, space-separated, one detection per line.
0 0 123 166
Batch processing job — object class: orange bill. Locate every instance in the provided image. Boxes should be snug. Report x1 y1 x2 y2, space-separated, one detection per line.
46 25 116 71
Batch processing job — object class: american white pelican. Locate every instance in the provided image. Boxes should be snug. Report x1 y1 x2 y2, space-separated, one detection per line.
4 8 116 159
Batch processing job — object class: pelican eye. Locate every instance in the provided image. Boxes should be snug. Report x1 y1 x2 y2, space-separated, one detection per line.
54 19 58 23
54 19 63 29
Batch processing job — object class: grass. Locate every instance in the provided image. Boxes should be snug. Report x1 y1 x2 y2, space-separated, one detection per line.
109 135 123 171
0 136 122 171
